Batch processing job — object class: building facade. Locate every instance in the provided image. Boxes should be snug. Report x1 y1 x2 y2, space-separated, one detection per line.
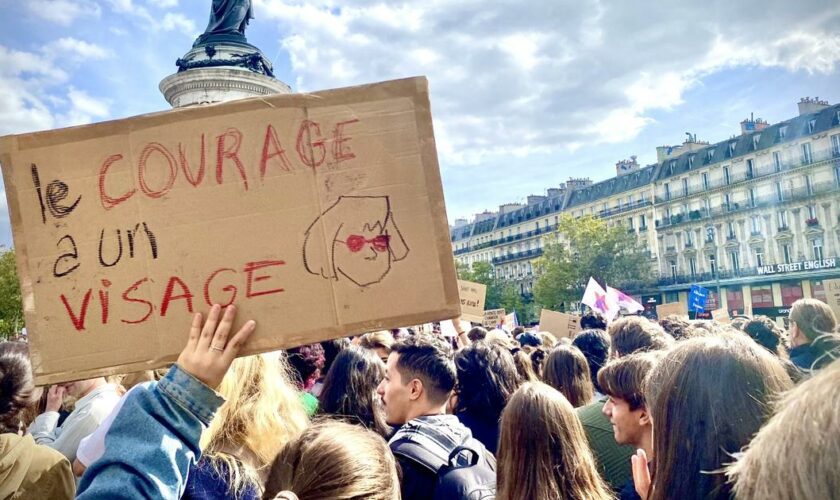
452 98 840 322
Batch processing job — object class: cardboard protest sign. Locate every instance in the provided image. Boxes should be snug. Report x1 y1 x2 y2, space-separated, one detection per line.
822 278 840 320
656 302 688 319
457 279 486 323
0 77 460 384
710 308 731 324
483 308 505 329
538 309 581 339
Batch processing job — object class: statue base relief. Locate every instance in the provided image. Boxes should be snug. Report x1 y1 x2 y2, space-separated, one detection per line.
159 42 291 108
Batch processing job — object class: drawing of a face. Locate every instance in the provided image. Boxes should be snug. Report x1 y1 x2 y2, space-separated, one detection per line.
304 196 409 287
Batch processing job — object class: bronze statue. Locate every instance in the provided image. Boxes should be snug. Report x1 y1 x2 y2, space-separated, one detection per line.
203 0 253 36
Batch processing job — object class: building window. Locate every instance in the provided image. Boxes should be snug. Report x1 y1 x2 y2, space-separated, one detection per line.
812 238 824 260
670 261 678 280
782 243 792 264
702 172 709 190
813 280 827 303
801 142 813 165
748 187 756 207
751 285 774 308
685 230 694 247
773 151 782 171
727 288 745 313
775 181 784 202
728 142 737 157
723 166 731 185
808 204 818 219
832 134 840 157
746 159 754 178
778 210 788 229
707 149 715 162
664 183 670 200
682 178 688 196
724 193 732 210
752 135 761 150
808 119 816 134
727 222 736 239
751 215 761 234
709 254 717 274
779 126 787 140
669 160 676 174
806 175 814 195
689 257 697 277
688 155 695 169
730 251 740 272
781 282 804 307
755 248 764 267
639 214 647 228
704 198 711 215
706 226 716 243
627 216 634 229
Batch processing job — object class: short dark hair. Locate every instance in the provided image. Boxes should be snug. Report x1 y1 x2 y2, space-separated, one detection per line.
391 334 456 405
0 342 37 434
517 332 542 348
467 326 488 343
608 317 673 357
658 315 691 340
454 342 520 424
320 337 351 378
597 352 662 411
512 326 526 337
742 316 786 356
572 329 611 393
580 311 608 331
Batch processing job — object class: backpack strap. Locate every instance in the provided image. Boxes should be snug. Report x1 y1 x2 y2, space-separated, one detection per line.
446 443 482 468
391 438 449 475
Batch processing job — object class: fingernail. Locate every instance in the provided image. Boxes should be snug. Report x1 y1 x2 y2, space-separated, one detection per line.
246 320 256 331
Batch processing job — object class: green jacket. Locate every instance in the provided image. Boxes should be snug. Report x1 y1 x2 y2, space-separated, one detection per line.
0 433 75 499
576 397 634 492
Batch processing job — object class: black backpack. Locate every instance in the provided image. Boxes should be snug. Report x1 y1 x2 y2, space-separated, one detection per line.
391 435 497 500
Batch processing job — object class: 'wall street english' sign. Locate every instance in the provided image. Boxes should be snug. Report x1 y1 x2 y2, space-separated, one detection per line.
756 258 836 276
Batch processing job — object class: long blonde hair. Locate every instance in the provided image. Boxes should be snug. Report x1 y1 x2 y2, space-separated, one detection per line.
497 382 613 500
201 353 310 496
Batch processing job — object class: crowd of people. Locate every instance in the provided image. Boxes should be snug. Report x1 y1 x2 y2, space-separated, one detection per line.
1 297 839 499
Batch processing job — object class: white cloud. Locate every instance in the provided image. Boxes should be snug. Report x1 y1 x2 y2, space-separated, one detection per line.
26 0 102 26
256 0 840 165
59 88 111 126
147 0 178 7
45 38 112 60
159 13 197 37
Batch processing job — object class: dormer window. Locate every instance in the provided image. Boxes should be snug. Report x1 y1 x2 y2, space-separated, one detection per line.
706 148 716 162
688 155 695 169
752 134 761 150
779 126 788 140
808 119 816 134
728 142 737 157
669 160 676 175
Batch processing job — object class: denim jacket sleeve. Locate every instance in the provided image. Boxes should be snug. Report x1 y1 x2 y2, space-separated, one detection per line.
76 365 225 500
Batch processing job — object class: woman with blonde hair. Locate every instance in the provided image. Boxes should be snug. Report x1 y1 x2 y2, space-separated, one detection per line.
262 421 400 500
497 382 613 500
184 353 309 499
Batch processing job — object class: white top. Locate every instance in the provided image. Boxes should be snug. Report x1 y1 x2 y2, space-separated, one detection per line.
75 385 140 467
29 384 121 462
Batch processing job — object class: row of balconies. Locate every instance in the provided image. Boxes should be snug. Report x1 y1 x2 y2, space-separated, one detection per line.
491 247 545 265
453 224 558 255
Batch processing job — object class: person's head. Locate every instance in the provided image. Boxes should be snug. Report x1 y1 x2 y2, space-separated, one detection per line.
203 353 310 496
598 352 663 448
608 316 673 358
359 331 395 363
0 342 39 434
516 331 542 349
788 298 837 347
580 310 608 331
285 343 325 390
741 316 787 357
572 329 611 393
729 316 749 331
318 346 390 438
497 383 613 500
262 421 400 500
658 314 691 340
454 341 521 424
485 329 514 349
511 347 539 382
645 333 793 500
728 357 840 500
536 331 558 348
467 326 488 342
512 326 526 337
376 334 456 426
543 345 595 408
61 377 106 399
319 337 351 378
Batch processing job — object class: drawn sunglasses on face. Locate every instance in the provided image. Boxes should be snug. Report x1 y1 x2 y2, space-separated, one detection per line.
338 234 391 252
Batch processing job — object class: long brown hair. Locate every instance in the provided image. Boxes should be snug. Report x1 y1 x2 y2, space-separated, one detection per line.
543 345 595 408
497 383 613 500
645 333 792 500
262 420 400 500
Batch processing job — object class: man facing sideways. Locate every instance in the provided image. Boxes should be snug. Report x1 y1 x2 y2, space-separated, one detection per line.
788 298 839 373
377 334 495 500
29 377 121 462
598 352 664 500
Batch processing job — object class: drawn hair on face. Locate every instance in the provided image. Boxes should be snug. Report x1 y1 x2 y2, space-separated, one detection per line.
303 196 409 287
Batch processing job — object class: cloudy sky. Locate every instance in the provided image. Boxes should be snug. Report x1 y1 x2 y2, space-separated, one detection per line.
0 0 838 247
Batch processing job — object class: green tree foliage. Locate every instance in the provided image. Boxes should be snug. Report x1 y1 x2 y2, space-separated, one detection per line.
456 261 535 325
533 214 652 312
0 250 24 340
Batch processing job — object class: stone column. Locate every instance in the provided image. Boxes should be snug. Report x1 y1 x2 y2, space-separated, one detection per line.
737 219 751 268
791 208 804 260
764 214 777 264
823 202 838 257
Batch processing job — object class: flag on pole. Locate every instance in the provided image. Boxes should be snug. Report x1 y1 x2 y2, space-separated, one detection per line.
607 286 645 314
582 277 620 320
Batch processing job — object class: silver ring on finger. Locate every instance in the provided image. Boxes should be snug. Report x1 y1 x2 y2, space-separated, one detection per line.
210 345 225 352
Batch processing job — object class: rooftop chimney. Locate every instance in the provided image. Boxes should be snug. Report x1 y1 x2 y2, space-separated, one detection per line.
616 156 639 176
798 97 830 116
740 112 769 135
566 177 592 189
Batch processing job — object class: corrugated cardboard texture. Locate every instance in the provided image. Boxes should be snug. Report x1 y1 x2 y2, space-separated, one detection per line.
0 77 460 384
